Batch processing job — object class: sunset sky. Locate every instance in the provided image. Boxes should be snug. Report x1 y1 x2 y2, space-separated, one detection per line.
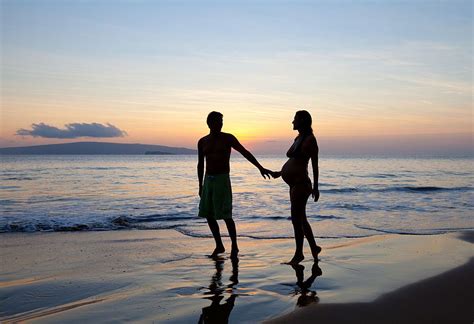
1 0 472 155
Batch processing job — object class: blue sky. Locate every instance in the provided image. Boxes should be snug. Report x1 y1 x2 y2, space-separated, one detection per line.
1 0 472 155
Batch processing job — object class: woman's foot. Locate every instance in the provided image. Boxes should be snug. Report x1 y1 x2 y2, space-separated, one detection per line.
284 253 305 265
312 245 322 260
230 247 239 259
209 246 225 258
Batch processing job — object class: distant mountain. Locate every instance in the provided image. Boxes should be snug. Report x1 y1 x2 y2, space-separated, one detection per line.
0 142 197 155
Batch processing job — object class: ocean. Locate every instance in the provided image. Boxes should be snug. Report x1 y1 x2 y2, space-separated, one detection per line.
1 155 473 238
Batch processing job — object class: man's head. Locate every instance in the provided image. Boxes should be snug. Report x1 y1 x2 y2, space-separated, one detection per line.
207 111 223 132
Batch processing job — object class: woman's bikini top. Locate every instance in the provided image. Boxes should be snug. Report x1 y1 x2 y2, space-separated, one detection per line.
287 133 313 158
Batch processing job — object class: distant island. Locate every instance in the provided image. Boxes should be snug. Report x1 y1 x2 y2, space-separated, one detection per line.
0 142 197 155
144 151 174 155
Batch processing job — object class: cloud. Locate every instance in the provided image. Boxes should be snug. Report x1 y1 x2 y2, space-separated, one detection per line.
16 122 127 139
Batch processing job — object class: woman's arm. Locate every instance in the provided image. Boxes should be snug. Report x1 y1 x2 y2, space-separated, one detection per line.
311 150 319 202
304 136 320 202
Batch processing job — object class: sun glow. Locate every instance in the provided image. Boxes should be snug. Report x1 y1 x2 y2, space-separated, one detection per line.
1 1 471 156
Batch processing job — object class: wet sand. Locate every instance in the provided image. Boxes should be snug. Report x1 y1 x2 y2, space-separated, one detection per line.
268 239 474 323
1 230 473 323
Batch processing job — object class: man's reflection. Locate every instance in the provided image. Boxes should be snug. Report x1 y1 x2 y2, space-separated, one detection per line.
198 257 239 324
291 261 322 307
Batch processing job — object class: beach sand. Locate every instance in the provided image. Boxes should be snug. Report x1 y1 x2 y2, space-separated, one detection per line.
1 230 473 323
268 232 474 324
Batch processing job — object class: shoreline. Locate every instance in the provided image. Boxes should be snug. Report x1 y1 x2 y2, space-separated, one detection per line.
1 230 473 323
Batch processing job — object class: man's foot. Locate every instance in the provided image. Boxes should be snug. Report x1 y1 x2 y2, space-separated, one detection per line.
230 247 239 259
312 245 322 260
283 253 304 265
209 246 225 258
311 261 322 276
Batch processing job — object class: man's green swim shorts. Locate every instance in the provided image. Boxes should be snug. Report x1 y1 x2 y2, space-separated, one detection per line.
199 174 232 220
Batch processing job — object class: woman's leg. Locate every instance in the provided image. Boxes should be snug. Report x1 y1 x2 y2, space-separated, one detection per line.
297 180 321 260
286 184 310 264
302 219 321 259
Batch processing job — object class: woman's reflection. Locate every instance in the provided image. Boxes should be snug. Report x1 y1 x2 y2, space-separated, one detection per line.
291 261 322 307
198 257 239 324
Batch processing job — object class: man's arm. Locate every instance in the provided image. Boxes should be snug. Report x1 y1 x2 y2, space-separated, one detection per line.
197 139 205 196
230 135 271 179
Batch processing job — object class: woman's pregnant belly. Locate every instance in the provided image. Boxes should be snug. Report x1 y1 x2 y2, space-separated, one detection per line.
281 158 309 185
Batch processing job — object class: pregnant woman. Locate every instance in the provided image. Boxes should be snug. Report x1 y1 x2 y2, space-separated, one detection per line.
271 110 322 265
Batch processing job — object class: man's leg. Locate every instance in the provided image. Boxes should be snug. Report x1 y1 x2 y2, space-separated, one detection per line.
207 217 225 257
224 218 239 258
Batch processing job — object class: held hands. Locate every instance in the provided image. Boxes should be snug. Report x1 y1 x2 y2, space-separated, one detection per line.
269 171 281 179
259 167 282 180
259 167 272 179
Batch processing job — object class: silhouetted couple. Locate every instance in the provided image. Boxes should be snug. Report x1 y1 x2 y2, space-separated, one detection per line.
197 111 321 264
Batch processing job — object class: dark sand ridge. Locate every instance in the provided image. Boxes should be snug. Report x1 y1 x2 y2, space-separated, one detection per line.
268 231 474 324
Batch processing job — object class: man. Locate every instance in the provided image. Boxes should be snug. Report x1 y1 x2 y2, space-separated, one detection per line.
198 111 271 258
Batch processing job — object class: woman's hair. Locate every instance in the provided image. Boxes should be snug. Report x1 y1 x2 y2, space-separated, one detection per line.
295 110 313 134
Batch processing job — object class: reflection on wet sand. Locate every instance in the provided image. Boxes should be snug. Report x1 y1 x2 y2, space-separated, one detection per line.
198 257 239 324
290 261 322 307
